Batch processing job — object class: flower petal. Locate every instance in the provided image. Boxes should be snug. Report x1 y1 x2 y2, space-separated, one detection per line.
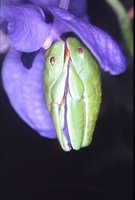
1 0 22 4
0 30 10 53
29 0 60 7
2 48 56 138
69 0 87 18
30 0 87 18
1 5 51 52
47 7 126 75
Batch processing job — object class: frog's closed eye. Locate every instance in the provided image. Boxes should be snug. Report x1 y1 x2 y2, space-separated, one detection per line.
50 56 55 66
78 47 84 59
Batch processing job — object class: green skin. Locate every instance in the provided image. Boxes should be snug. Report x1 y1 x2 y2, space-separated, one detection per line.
43 37 102 151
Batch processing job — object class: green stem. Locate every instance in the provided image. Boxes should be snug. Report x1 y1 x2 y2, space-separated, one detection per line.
105 0 133 58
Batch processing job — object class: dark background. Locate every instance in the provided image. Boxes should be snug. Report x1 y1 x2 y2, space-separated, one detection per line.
0 0 133 199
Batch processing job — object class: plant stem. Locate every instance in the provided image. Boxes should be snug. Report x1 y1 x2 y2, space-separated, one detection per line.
105 0 133 58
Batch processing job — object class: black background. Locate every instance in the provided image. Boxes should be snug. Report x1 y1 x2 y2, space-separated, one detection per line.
0 0 133 199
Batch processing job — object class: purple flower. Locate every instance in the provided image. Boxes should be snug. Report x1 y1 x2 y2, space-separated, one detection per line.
1 1 126 142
